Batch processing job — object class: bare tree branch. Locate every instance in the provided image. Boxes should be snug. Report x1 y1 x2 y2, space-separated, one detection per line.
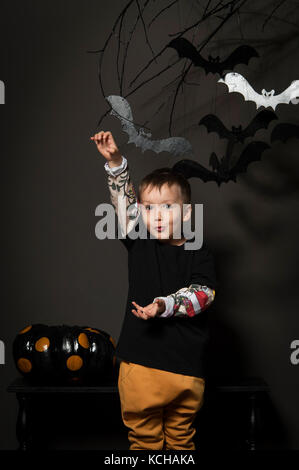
148 0 179 28
168 0 249 135
262 0 288 31
119 0 152 94
88 0 255 137
129 0 237 89
135 0 157 62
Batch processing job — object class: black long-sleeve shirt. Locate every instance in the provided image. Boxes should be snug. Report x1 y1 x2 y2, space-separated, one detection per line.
105 156 218 378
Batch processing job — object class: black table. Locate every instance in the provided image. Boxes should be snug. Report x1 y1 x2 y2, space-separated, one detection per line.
204 376 270 450
7 375 269 451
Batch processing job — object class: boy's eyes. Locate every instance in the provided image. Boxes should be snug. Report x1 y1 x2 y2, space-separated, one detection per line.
144 204 172 210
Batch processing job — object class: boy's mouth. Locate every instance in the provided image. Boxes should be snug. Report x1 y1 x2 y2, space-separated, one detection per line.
156 226 165 232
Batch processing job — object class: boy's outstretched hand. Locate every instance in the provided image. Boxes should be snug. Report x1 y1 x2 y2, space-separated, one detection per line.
90 130 122 163
131 300 165 320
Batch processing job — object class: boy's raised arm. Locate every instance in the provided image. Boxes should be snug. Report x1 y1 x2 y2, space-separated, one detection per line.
90 131 140 241
105 155 140 237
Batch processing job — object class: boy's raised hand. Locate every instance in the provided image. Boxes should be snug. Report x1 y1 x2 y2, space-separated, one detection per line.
90 130 122 162
131 300 166 320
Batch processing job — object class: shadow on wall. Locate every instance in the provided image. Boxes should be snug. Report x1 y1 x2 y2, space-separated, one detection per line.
199 242 289 450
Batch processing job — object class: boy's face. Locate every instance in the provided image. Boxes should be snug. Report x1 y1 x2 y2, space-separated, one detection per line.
139 182 191 244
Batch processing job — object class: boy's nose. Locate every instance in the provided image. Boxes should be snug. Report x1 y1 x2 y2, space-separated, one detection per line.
155 209 162 219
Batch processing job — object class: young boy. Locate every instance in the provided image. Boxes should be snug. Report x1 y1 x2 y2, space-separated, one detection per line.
91 130 218 451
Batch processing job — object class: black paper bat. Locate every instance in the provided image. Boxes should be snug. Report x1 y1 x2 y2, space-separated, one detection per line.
167 38 259 75
199 110 278 143
172 142 270 186
271 122 299 143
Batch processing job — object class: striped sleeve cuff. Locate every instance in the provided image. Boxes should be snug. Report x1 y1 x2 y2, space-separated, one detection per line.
104 155 127 176
153 296 175 318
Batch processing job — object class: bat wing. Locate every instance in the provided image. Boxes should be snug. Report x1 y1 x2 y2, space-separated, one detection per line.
167 37 211 73
149 136 194 157
199 114 232 140
218 73 270 109
271 123 299 143
220 45 259 73
230 141 270 181
273 80 299 108
106 95 139 143
168 40 258 75
209 152 220 171
241 110 278 140
172 159 222 185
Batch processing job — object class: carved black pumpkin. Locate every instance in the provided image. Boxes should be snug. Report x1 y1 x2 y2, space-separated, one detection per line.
13 324 117 384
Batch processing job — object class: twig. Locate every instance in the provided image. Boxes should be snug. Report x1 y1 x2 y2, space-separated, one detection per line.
148 0 179 28
262 0 288 31
135 0 157 62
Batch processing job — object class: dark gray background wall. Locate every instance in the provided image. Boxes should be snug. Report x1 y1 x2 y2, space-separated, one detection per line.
0 0 299 450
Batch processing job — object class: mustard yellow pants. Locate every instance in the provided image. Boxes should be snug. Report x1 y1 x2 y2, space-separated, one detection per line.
117 360 205 450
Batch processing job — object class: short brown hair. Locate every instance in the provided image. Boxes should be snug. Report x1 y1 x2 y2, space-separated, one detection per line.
137 167 191 204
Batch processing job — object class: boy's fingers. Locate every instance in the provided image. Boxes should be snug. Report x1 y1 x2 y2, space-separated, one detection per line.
132 306 149 320
132 302 152 320
137 309 147 319
132 306 142 316
97 132 104 143
132 308 148 320
93 131 103 143
91 133 98 142
141 308 152 319
104 132 110 141
132 301 142 310
91 131 112 149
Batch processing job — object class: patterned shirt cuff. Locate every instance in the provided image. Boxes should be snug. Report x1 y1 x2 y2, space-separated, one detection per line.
153 296 175 318
104 155 127 176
